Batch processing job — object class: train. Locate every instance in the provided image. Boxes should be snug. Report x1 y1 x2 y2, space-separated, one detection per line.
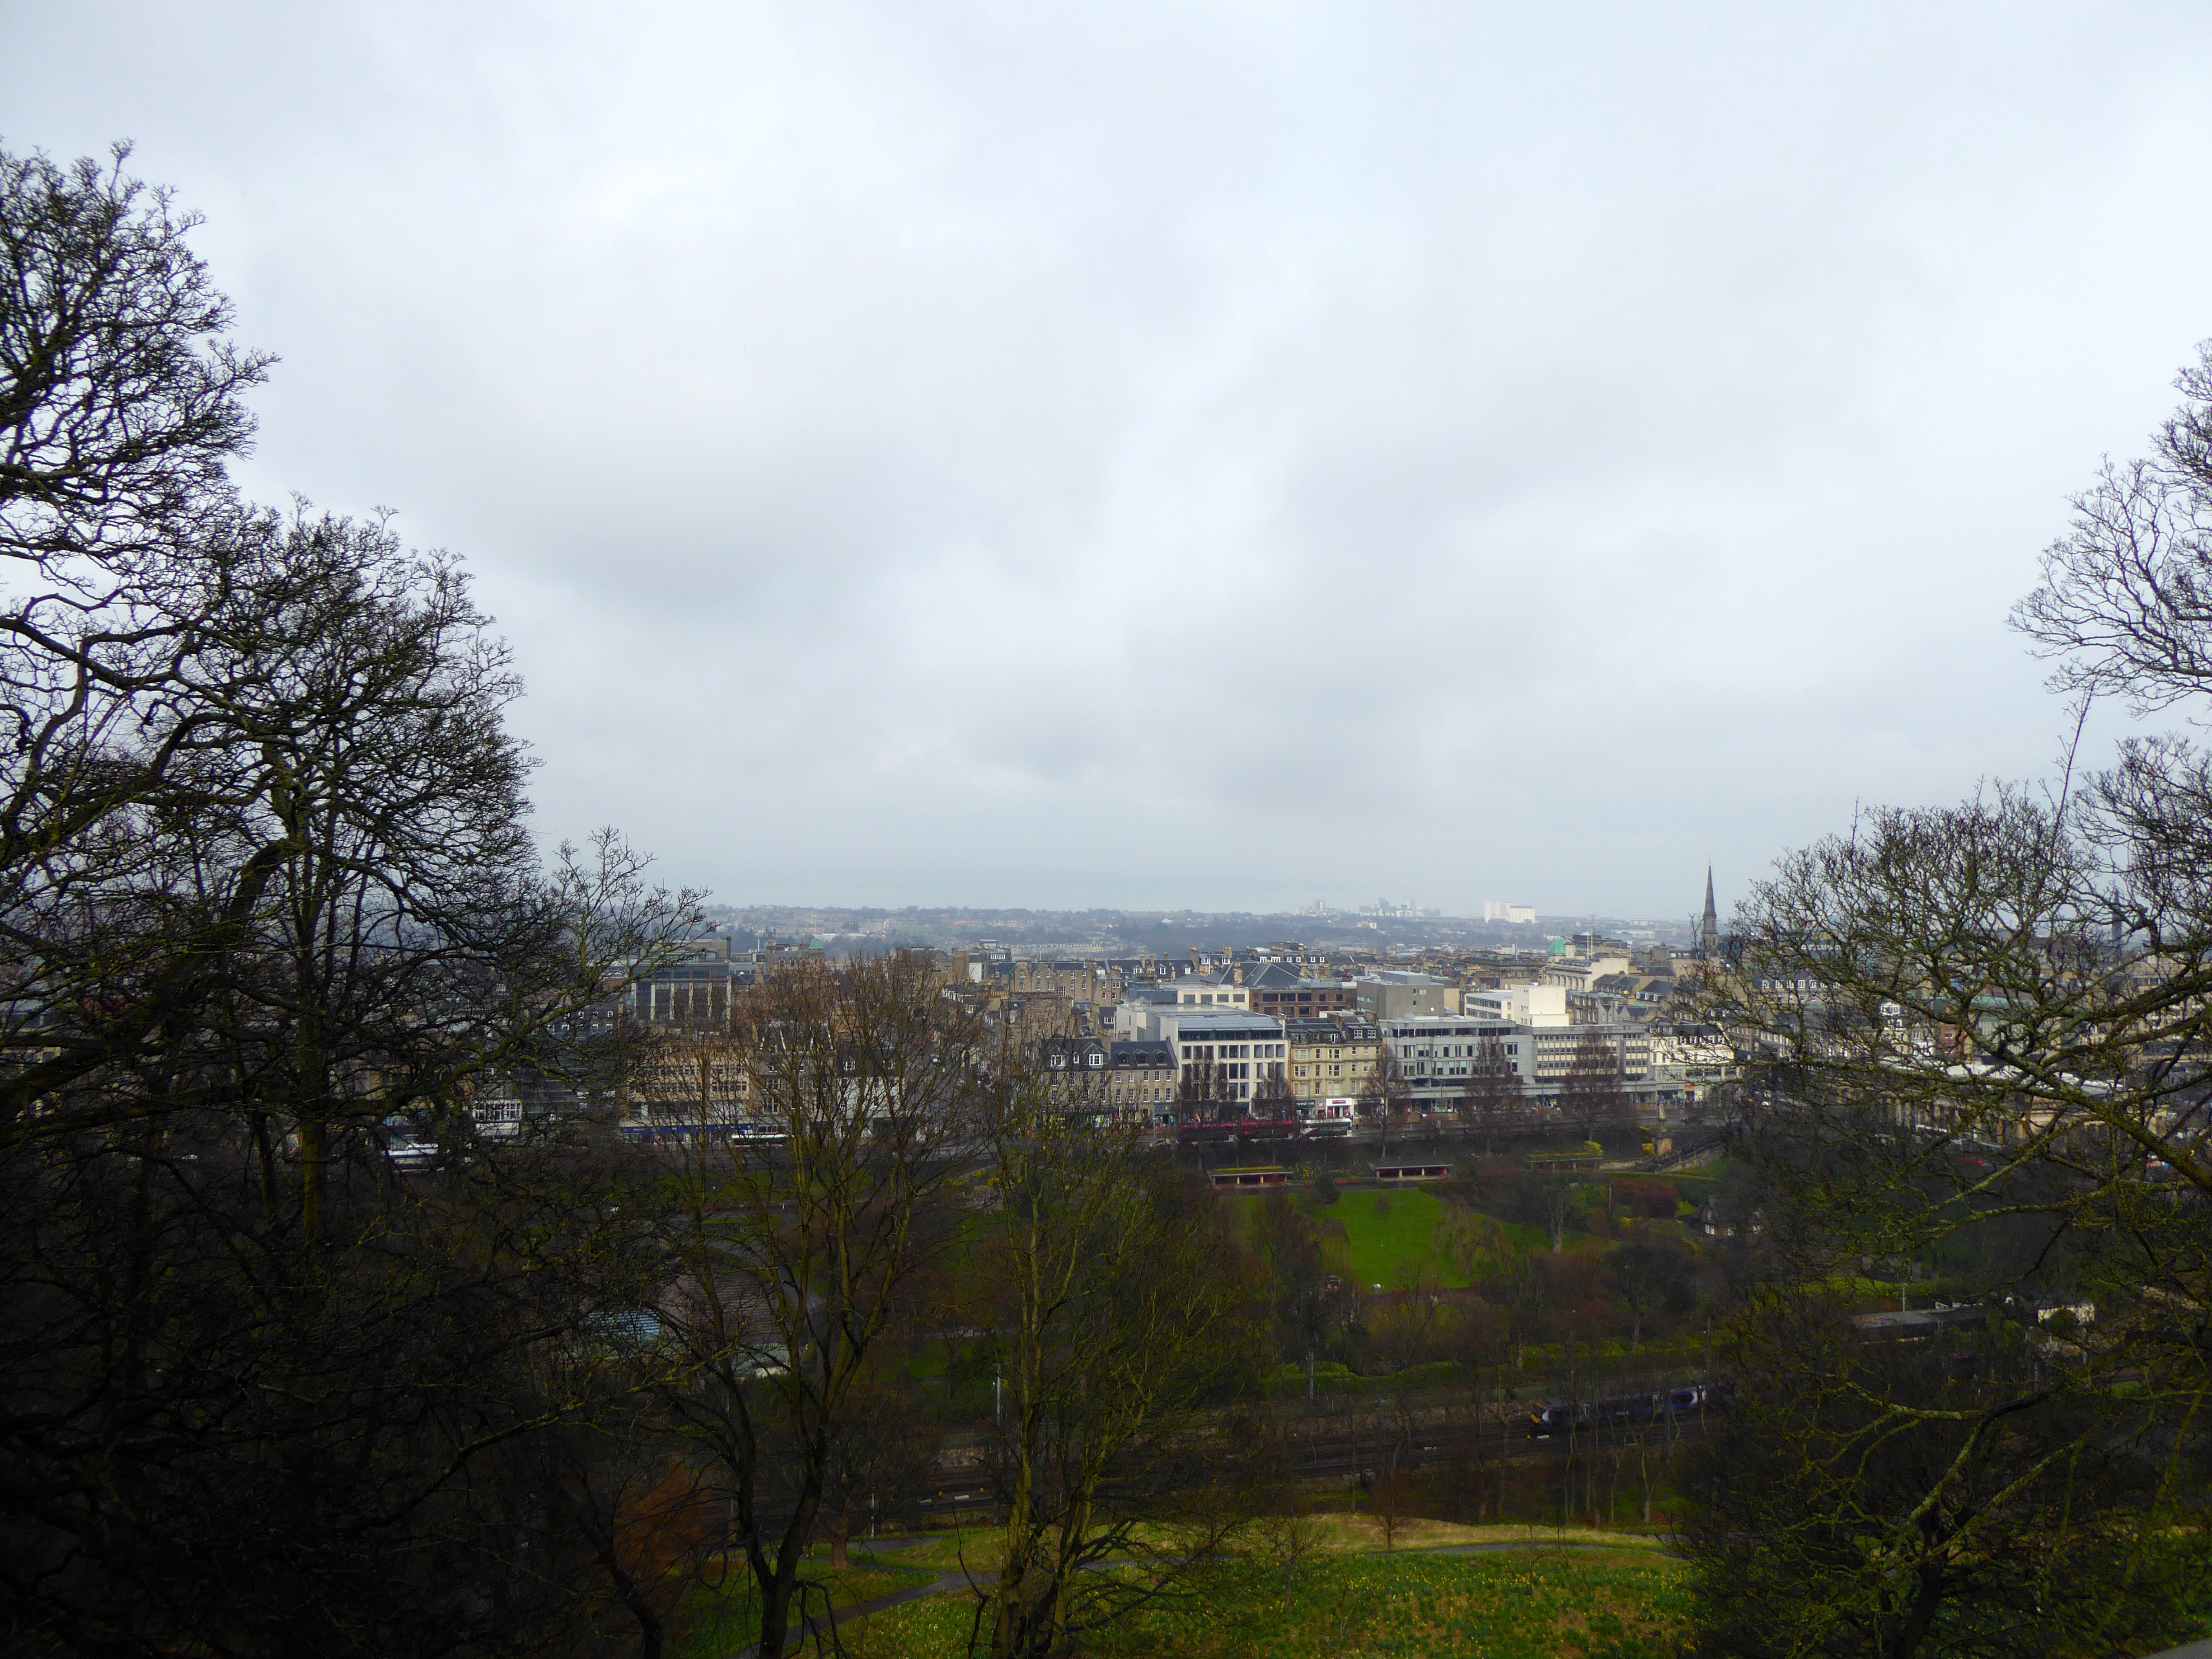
1526 1384 1711 1437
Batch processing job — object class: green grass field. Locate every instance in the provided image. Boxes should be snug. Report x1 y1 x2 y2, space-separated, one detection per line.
1329 1188 1456 1288
842 1547 1689 1659
1236 1187 1565 1290
1234 1187 1471 1289
672 1554 938 1659
884 1529 1006 1573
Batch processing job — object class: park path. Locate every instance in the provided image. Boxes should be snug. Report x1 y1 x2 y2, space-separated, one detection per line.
722 1543 981 1659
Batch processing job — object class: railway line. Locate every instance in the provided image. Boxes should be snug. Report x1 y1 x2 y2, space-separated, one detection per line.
910 1396 1716 1519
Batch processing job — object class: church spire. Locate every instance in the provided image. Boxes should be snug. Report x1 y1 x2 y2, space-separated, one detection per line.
1700 867 1719 957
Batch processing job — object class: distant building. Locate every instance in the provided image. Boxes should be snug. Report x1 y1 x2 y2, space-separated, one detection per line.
1649 1025 1740 1103
1111 984 1179 1039
1015 958 1125 1004
627 944 755 1028
1575 972 1675 1023
1354 971 1461 1020
1037 1034 1109 1078
1700 868 1720 957
1248 942 1331 970
1541 955 1631 994
1173 972 1249 1010
619 1036 753 1125
1285 1017 1381 1105
1105 1040 1178 1121
1524 1022 1651 1097
1378 1014 1653 1106
1463 983 1571 1027
472 1071 590 1136
1154 1009 1287 1106
1360 899 1434 918
1378 1015 1527 1105
1247 962 1356 1019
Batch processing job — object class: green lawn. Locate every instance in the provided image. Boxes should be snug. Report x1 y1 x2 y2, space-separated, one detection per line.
1292 1514 1670 1555
880 1528 1007 1574
1328 1188 1461 1289
1236 1187 1571 1289
847 1548 1689 1659
672 1554 938 1659
839 1592 980 1659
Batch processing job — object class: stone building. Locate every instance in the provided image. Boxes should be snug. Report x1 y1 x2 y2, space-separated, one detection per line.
1285 1017 1382 1105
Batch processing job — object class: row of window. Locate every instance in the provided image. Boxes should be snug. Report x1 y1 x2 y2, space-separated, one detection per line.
1181 1042 1286 1060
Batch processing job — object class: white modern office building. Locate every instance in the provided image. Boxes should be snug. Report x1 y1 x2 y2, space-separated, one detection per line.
1152 1008 1288 1106
1379 1014 1654 1106
1462 983 1570 1027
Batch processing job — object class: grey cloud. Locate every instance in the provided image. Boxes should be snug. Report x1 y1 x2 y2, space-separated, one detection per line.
7 1 2212 915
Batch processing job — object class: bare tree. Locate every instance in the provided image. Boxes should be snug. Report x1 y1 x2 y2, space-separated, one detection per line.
0 142 268 577
531 1394 719 1659
658 954 980 1659
1176 1056 1233 1121
1458 1037 1526 1142
0 141 704 1658
1370 1464 1414 1553
1358 1047 1413 1150
1682 1292 2197 1659
1677 344 2212 1654
1252 1068 1296 1120
1606 1229 1695 1354
0 186 690 1164
1538 1173 1579 1254
973 1053 1256 1659
1557 1028 1631 1143
0 140 274 1142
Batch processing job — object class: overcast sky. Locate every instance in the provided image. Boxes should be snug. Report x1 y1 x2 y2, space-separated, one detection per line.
8 4 2212 919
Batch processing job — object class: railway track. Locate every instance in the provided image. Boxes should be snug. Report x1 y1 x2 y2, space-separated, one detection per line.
912 1406 1714 1518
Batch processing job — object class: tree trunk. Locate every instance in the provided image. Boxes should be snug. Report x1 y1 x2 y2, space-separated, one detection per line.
1497 1388 1509 1521
250 1111 280 1229
756 1468 826 1659
1883 1561 1950 1659
298 1115 326 1243
590 1532 664 1659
